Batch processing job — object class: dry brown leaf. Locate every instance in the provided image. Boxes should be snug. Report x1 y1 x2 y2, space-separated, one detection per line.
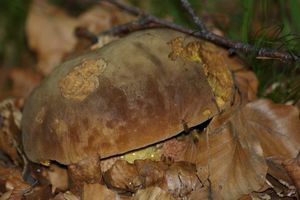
52 193 66 200
8 68 42 99
0 166 30 199
250 187 297 199
282 152 300 195
63 191 80 200
23 185 53 200
261 158 297 198
100 156 120 172
0 190 27 200
0 68 10 101
245 99 300 158
160 138 189 162
0 191 13 200
133 186 175 200
47 163 69 193
77 3 134 34
188 186 209 200
103 159 204 199
266 157 294 188
52 191 80 200
103 160 142 193
0 67 41 100
0 98 23 166
225 55 258 102
162 162 202 198
134 160 167 187
68 156 102 194
233 69 258 102
26 0 134 75
181 99 300 199
187 105 268 199
26 0 78 75
82 183 118 200
267 157 296 197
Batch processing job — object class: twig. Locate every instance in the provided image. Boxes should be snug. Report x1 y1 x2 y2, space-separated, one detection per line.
180 0 208 33
101 0 300 63
75 27 99 44
99 17 162 36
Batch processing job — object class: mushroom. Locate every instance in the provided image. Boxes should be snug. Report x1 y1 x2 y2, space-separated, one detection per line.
21 28 235 193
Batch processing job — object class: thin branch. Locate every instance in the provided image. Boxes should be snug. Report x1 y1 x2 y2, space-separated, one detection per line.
75 27 99 44
102 0 141 16
101 0 300 63
180 0 208 33
99 17 162 36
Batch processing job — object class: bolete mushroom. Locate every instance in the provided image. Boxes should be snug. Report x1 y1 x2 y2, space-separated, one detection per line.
21 28 235 192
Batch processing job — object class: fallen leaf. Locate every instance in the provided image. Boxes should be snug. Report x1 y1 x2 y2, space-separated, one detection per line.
282 152 300 195
0 190 24 200
181 98 300 199
82 183 118 200
47 163 69 193
52 193 65 200
0 67 40 101
26 0 78 75
162 162 202 198
160 138 189 162
188 186 210 200
26 0 134 75
0 98 23 166
225 54 258 102
103 160 142 193
68 156 102 194
52 191 80 200
265 174 297 198
23 185 53 200
133 186 175 200
134 160 167 187
0 166 31 199
266 157 294 189
100 156 120 172
77 3 134 34
250 187 297 200
8 68 42 99
0 68 13 100
63 191 80 200
103 159 204 199
0 190 13 200
188 105 268 199
245 99 300 158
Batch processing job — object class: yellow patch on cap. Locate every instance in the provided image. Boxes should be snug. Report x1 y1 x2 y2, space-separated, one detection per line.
168 37 233 110
59 58 107 101
168 37 203 62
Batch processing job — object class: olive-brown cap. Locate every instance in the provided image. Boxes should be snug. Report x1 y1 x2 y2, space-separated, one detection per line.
22 28 234 165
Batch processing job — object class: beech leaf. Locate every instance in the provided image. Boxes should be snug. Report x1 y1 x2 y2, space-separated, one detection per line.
187 105 268 199
282 152 300 195
245 99 300 158
133 187 175 200
82 183 118 200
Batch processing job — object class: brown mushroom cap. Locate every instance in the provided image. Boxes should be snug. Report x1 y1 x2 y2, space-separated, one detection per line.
22 28 234 165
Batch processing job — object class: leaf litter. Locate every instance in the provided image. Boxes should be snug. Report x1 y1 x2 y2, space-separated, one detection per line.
0 1 300 199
